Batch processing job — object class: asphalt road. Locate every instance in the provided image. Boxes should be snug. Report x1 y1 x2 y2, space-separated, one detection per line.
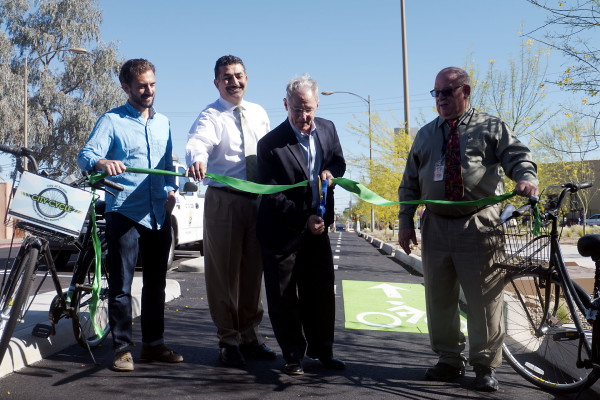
0 232 598 399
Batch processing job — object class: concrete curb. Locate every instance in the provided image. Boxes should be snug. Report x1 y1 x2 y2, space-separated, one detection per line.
381 243 395 256
178 257 205 273
393 249 424 275
371 238 383 249
0 277 181 378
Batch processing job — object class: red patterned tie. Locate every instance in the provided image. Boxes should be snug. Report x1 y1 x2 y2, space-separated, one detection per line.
444 119 464 201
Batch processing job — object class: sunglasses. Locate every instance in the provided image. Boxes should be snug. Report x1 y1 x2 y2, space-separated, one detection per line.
430 85 464 98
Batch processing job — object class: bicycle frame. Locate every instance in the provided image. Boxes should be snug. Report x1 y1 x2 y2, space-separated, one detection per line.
496 182 600 393
535 185 596 368
0 144 116 364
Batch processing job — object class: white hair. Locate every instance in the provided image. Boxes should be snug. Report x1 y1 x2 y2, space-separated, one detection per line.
285 74 319 102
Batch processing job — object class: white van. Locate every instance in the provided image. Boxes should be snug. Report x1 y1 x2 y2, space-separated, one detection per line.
169 155 205 266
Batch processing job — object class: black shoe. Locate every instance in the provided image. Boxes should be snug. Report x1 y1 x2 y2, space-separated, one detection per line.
318 355 346 370
239 343 277 360
473 364 499 392
219 345 246 367
424 362 465 381
283 360 304 375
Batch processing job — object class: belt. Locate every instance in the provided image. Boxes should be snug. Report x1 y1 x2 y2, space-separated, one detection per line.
426 204 493 219
210 185 260 200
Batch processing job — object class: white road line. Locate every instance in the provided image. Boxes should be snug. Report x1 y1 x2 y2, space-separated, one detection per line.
36 273 72 278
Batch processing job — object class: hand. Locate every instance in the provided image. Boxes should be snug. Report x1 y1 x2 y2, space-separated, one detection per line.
164 191 176 213
187 161 207 181
320 169 334 187
515 180 539 197
398 228 417 255
95 159 126 176
307 215 325 235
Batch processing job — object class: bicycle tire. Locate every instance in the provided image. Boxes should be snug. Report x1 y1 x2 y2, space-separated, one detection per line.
502 271 593 392
0 247 39 364
71 247 110 348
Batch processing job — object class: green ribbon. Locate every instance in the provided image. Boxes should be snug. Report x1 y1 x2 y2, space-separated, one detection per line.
330 177 517 206
205 173 309 194
85 168 540 324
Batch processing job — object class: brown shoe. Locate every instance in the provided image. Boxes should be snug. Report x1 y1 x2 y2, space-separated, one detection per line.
112 350 134 372
140 343 183 363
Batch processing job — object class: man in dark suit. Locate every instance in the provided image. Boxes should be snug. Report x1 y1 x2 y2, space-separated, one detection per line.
257 74 346 376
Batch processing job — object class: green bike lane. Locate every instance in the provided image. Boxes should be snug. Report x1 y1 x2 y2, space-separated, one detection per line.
0 232 598 399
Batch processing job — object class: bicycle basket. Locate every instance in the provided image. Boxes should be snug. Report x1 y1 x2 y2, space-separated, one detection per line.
485 207 551 273
7 171 93 238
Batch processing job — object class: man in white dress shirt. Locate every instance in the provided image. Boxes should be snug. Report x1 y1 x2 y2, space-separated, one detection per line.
186 55 276 367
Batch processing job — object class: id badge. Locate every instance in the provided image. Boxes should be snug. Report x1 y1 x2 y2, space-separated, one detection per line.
433 160 444 182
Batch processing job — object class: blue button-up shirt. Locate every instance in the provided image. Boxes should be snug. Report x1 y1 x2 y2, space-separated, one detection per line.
77 101 177 229
290 120 322 207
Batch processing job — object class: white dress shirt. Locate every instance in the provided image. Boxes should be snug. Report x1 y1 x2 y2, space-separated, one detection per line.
186 97 270 186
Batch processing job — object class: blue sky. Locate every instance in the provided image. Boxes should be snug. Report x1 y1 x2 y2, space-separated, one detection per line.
97 0 568 212
5 0 573 212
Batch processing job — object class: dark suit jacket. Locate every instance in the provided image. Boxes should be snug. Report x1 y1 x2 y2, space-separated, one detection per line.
257 117 346 255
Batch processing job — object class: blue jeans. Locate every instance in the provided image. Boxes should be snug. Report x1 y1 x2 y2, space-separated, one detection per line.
105 212 171 352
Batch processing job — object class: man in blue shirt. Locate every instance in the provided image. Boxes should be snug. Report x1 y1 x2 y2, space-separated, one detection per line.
78 59 183 372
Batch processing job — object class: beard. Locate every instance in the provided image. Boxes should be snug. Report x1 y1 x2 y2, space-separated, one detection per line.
131 93 154 110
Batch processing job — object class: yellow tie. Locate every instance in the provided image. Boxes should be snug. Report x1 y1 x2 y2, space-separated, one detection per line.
236 106 258 182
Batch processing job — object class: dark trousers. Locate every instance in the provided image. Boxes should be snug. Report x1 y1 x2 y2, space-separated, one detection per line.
105 212 171 352
262 232 335 363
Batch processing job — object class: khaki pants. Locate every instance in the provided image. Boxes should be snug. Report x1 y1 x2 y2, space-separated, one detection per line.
203 187 264 347
421 205 504 368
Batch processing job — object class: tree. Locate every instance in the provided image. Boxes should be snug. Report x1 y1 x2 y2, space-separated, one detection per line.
526 1 600 97
470 38 555 140
533 108 598 230
525 1 600 130
0 0 123 176
345 110 413 231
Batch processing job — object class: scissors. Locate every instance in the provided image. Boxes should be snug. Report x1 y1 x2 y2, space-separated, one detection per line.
317 177 328 218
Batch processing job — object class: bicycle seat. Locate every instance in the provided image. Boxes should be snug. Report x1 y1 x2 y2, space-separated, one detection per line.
577 234 600 262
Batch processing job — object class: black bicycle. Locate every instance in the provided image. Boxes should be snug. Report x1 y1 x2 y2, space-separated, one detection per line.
487 182 600 395
0 144 122 365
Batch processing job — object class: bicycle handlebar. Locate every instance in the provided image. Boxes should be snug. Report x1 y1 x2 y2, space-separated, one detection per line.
536 182 594 217
0 144 39 173
81 171 124 193
564 181 593 191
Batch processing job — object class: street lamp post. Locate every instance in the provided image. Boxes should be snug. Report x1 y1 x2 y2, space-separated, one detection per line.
23 47 88 169
321 90 375 232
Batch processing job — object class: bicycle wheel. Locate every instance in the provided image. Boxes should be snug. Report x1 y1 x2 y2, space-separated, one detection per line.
71 246 110 348
502 271 593 392
0 246 39 364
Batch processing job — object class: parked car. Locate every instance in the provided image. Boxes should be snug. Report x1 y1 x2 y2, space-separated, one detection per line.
169 156 205 265
587 214 600 226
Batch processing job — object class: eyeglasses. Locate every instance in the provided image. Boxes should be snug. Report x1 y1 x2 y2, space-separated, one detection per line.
290 107 316 115
430 85 464 98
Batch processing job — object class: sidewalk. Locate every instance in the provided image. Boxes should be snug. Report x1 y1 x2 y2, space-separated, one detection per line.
0 276 181 378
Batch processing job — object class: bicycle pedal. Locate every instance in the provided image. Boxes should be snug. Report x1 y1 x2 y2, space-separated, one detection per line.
32 323 54 338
